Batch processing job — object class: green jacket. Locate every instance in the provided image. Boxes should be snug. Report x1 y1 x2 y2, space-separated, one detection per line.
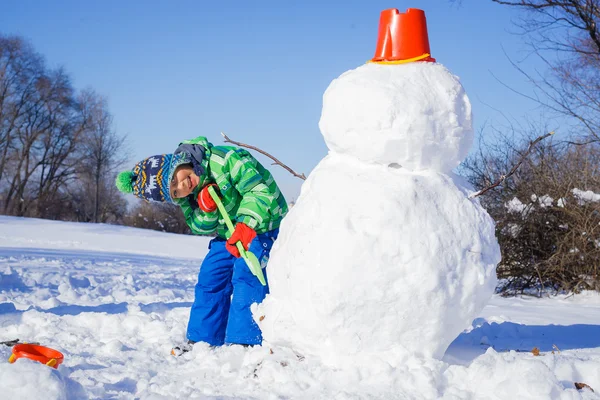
173 136 288 238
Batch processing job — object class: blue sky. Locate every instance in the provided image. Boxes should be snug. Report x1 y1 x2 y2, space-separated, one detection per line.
2 0 545 201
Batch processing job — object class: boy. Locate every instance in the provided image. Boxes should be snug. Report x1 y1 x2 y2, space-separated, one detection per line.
115 135 288 354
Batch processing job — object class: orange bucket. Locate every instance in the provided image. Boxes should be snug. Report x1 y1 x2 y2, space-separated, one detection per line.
370 8 436 64
8 344 64 369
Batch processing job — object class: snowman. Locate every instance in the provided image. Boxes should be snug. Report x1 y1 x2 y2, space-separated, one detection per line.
256 8 500 368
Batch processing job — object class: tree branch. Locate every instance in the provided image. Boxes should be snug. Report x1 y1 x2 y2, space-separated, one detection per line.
221 132 306 180
470 131 556 198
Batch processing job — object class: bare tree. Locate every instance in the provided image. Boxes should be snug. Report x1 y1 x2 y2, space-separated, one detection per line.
0 36 45 201
0 35 129 223
1 65 91 217
77 89 129 222
34 70 92 218
4 68 70 214
489 0 600 144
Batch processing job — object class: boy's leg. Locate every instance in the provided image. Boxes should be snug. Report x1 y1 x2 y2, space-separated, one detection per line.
225 229 278 345
186 238 237 346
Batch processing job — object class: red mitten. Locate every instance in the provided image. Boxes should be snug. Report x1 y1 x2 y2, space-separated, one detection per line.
197 183 219 213
226 223 257 258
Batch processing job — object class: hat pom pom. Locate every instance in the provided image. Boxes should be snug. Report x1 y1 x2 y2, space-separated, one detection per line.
115 170 135 194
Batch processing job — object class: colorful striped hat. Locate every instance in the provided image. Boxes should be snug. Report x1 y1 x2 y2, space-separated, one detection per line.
115 153 191 203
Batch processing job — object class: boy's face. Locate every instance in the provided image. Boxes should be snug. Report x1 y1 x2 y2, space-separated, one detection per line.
170 164 200 199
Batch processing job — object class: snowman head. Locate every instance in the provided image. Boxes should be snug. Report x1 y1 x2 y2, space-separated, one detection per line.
318 8 473 173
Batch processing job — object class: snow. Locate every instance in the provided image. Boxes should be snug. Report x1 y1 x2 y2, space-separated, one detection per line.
506 197 527 214
0 215 210 259
258 59 499 372
0 216 599 399
573 188 600 204
558 198 567 208
258 152 499 364
539 195 554 208
505 195 553 215
318 62 473 173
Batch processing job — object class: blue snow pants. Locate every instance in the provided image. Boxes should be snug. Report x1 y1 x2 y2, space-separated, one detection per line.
186 229 278 346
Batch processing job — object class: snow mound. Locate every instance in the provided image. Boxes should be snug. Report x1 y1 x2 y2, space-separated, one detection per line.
0 358 85 400
319 62 473 173
257 153 500 367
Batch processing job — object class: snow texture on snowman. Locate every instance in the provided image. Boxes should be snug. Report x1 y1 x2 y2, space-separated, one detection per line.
257 8 501 367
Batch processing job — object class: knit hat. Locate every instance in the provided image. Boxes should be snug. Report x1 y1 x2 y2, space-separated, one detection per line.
115 152 192 203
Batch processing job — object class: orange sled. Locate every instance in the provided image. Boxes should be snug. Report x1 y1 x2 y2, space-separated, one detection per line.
8 343 64 369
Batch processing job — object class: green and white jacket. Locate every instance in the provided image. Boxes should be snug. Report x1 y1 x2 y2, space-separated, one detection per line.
173 136 288 239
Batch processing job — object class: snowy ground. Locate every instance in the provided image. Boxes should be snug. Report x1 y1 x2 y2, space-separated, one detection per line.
0 216 599 399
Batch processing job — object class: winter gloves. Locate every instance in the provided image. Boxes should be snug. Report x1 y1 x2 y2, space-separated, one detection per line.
197 183 257 258
226 223 257 258
197 184 219 213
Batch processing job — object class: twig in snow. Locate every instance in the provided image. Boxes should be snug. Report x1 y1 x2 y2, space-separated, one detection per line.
575 382 594 392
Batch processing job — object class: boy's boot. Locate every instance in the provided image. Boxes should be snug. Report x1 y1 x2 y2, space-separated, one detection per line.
171 340 196 356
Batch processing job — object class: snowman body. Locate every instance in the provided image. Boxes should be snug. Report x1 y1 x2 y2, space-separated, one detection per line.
257 62 500 367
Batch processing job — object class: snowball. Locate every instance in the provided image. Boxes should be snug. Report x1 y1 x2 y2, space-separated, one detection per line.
257 153 500 367
318 62 473 173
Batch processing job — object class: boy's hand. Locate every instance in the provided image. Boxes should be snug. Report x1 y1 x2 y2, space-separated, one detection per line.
197 184 219 212
226 223 257 258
